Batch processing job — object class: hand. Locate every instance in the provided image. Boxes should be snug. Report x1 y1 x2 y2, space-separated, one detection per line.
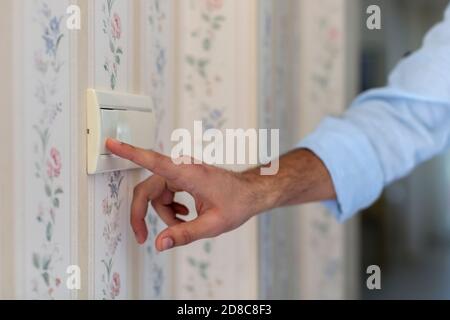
105 138 261 252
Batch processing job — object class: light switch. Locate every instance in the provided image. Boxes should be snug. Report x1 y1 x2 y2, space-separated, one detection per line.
100 109 118 155
87 89 156 174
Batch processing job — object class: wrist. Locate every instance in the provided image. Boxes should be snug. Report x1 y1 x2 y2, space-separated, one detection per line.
238 169 281 218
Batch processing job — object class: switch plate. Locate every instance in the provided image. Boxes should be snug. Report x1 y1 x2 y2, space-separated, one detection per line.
87 89 156 174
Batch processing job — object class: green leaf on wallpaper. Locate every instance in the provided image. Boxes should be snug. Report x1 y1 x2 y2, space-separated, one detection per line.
115 55 121 65
55 34 64 52
203 39 211 51
42 256 51 271
186 285 194 293
199 262 209 279
187 257 197 267
32 253 40 269
199 268 208 279
53 197 60 208
203 241 211 253
186 55 195 66
198 59 209 68
107 0 115 15
34 125 49 150
43 129 49 146
116 47 123 55
46 222 53 242
109 40 115 54
42 272 50 286
198 59 209 78
111 74 116 90
54 187 63 195
45 184 52 197
202 13 210 22
214 15 225 22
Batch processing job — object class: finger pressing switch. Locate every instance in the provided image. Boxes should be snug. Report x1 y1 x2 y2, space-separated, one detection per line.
87 89 156 175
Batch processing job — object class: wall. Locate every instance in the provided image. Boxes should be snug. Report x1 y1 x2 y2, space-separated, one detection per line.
258 0 360 299
0 0 15 300
0 0 358 299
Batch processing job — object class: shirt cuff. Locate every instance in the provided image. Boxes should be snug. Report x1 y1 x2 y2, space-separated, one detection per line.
297 117 385 222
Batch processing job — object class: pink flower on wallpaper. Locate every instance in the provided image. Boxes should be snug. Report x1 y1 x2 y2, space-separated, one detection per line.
328 27 340 42
34 52 48 74
102 198 112 216
111 13 122 40
111 272 121 298
205 0 223 11
46 147 61 178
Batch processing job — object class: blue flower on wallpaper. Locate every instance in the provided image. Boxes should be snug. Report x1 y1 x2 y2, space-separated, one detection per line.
49 16 61 33
156 48 166 76
43 36 55 56
108 171 124 201
32 1 66 299
42 16 63 57
41 3 51 19
202 107 226 130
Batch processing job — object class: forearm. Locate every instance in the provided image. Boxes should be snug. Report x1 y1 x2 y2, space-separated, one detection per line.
240 148 336 217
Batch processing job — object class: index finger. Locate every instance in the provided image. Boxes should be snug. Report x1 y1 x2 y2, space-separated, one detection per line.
106 138 181 180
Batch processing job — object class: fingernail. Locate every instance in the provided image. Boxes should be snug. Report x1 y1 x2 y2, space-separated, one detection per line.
108 138 121 145
135 232 143 244
161 237 174 251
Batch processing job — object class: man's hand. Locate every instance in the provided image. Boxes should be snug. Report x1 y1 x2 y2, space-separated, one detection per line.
106 138 336 251
106 138 263 252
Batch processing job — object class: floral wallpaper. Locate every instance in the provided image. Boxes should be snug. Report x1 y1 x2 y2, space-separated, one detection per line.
258 0 300 299
23 0 72 299
257 0 275 299
299 0 347 299
11 0 350 301
146 0 170 151
184 1 226 99
92 0 130 300
175 0 258 300
141 0 173 299
102 0 124 90
99 172 124 299
179 0 228 299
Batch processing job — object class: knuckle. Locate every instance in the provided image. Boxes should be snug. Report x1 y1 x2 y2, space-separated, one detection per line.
175 155 193 165
126 144 138 161
142 152 156 169
179 228 193 245
133 184 145 198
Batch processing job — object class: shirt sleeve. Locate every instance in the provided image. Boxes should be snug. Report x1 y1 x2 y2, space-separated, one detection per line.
298 5 450 222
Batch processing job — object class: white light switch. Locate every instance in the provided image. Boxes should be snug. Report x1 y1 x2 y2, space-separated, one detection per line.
87 89 156 174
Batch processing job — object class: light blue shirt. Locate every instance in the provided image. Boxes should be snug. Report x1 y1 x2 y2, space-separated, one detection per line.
298 5 450 222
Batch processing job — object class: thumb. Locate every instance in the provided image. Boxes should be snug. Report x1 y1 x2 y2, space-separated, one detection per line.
155 213 223 251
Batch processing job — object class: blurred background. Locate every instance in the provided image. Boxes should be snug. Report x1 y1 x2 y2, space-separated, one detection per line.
358 0 450 299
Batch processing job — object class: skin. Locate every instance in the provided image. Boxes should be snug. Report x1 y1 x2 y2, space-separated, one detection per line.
106 138 336 252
